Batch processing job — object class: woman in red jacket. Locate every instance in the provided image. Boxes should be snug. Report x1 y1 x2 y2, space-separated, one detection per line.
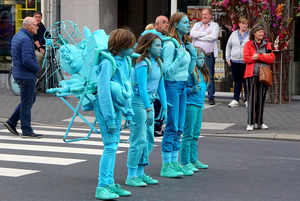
243 24 275 131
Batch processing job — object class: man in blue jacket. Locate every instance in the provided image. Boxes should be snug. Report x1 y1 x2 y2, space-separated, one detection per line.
4 17 43 138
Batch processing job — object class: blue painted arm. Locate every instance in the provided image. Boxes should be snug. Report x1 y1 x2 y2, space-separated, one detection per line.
97 61 115 126
186 75 193 96
136 65 151 109
157 77 167 109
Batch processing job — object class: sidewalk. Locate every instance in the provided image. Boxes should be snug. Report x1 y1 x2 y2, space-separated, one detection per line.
1 89 299 142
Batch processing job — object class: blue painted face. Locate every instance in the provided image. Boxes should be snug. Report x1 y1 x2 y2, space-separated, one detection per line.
196 52 205 68
149 39 162 58
120 46 134 57
176 16 190 35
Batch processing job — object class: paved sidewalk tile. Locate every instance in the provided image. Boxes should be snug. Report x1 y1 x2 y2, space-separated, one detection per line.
1 89 299 141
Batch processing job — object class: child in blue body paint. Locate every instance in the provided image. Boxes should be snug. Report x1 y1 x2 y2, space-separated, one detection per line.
94 29 136 200
180 47 210 171
126 33 168 186
160 12 197 177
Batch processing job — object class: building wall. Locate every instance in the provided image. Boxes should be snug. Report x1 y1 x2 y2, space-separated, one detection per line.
60 0 117 34
99 0 118 34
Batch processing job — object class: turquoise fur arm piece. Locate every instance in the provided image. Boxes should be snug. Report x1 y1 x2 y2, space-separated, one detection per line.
161 37 180 48
156 58 164 78
130 53 152 79
99 51 117 77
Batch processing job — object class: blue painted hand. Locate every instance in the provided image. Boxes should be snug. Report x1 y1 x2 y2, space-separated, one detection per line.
190 85 200 93
145 109 154 126
107 124 117 134
185 42 197 59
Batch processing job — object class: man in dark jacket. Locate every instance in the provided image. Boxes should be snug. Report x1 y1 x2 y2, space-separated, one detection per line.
33 11 49 76
4 17 43 138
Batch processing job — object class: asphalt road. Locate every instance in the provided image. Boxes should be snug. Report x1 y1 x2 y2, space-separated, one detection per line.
0 125 299 201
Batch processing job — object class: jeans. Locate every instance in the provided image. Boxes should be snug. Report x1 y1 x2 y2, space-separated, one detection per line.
94 100 122 145
162 80 187 152
94 100 121 187
206 54 215 99
127 94 155 168
8 78 36 135
98 142 118 187
231 62 247 102
180 104 203 165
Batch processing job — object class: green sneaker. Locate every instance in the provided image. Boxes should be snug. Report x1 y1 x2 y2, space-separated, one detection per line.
95 186 119 200
140 173 158 184
185 163 199 172
107 183 131 196
125 177 147 187
160 162 183 177
192 161 209 169
171 161 193 176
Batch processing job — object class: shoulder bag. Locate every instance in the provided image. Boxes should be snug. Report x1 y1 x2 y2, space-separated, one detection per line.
259 63 272 87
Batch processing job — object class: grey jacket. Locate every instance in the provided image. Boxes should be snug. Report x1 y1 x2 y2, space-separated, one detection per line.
225 30 249 62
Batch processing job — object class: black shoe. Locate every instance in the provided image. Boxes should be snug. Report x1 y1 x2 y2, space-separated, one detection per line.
154 130 164 137
208 98 215 105
4 122 19 136
22 132 43 139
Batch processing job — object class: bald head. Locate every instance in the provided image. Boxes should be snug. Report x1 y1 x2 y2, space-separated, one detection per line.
155 15 169 35
22 17 35 27
22 17 38 35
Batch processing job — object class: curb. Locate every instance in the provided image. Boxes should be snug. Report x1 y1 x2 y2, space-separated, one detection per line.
202 133 300 142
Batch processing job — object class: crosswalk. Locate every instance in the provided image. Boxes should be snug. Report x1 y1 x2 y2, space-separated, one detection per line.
0 125 138 178
0 121 214 178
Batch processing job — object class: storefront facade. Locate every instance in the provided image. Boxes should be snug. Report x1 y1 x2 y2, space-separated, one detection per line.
1 0 299 98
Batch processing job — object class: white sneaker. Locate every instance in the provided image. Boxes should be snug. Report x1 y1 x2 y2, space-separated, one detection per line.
254 123 268 129
245 101 248 108
246 124 253 131
261 124 268 129
228 100 239 107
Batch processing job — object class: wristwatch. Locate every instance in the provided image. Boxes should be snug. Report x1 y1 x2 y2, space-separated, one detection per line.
38 47 42 50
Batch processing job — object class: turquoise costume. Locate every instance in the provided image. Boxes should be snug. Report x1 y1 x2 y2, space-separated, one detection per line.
126 57 167 185
180 69 208 168
94 54 133 189
160 14 197 177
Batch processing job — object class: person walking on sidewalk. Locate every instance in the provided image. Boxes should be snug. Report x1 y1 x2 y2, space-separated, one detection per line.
243 24 275 131
180 47 209 172
4 17 42 138
226 17 249 108
160 12 196 178
190 8 219 105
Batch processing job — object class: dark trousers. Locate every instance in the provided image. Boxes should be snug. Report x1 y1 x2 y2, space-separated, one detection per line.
8 78 36 134
246 76 268 125
206 53 215 99
231 62 247 102
154 99 163 131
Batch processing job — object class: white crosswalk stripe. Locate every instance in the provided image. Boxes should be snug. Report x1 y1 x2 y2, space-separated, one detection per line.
0 124 202 178
0 154 86 165
0 125 130 178
0 167 40 177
